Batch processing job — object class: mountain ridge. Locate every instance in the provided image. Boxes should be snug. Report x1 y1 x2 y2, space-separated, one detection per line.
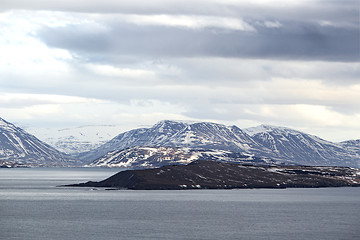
0 117 79 167
80 120 360 168
340 139 360 155
244 124 359 167
77 120 271 164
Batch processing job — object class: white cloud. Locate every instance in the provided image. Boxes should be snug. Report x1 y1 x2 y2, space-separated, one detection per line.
86 64 156 79
263 21 282 28
0 11 74 84
257 78 360 106
117 14 256 31
0 93 104 106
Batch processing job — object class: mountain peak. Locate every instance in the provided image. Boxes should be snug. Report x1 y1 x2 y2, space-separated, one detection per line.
152 120 189 133
152 120 232 133
0 117 19 133
153 120 205 127
153 120 187 127
0 117 10 126
77 119 261 163
0 116 79 167
244 124 300 136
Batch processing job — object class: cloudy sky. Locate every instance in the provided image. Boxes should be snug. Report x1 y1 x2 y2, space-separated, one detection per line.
0 0 359 142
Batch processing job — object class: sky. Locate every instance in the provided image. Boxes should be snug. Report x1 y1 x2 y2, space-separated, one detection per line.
0 0 359 142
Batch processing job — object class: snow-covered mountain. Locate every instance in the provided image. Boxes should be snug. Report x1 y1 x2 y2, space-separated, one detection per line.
87 146 279 169
25 125 124 154
77 120 270 164
0 117 79 167
340 139 360 155
6 117 358 168
244 125 360 167
80 120 359 168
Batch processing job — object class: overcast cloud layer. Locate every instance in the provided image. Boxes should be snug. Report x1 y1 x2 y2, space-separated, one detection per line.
0 0 359 142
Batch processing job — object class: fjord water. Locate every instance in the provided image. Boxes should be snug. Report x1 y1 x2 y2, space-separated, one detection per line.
1 168 359 240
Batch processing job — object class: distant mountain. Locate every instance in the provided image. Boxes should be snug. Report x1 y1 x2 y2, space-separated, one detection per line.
80 120 360 168
244 125 360 167
77 120 270 164
87 146 280 169
0 117 79 167
26 125 124 154
245 125 360 167
340 139 360 155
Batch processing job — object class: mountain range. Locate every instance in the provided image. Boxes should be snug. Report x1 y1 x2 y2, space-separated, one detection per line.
78 120 360 168
1 118 359 168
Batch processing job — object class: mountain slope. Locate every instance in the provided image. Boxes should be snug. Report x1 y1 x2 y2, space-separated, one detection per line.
87 146 279 169
77 120 269 164
340 139 360 155
245 125 359 167
0 117 79 167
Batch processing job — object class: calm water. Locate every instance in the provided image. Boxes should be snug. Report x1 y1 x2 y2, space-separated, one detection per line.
0 168 359 240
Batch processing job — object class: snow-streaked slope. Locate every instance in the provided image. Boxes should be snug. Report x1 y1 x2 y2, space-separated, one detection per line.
245 125 360 167
0 117 78 167
87 146 279 169
77 120 269 164
340 139 360 155
26 125 124 154
78 121 360 167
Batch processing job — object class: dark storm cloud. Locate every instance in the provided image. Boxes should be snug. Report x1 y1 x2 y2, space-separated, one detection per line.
38 20 359 62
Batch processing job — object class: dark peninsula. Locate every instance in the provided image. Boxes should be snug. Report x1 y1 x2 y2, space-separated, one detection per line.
66 160 360 190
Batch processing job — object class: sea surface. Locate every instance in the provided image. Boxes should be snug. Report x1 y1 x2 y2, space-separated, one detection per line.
0 168 359 240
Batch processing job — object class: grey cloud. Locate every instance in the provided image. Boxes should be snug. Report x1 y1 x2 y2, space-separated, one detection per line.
0 0 217 14
1 0 358 24
172 58 360 86
38 20 359 62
